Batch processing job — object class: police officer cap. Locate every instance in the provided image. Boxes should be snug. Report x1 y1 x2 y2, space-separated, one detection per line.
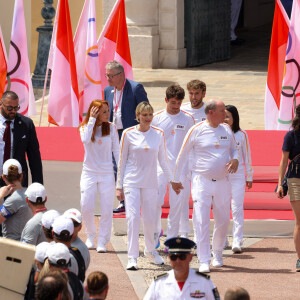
164 237 196 254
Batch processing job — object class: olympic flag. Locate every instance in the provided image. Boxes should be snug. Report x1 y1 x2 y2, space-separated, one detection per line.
0 27 7 97
74 0 101 119
47 0 80 127
277 0 300 130
7 0 36 116
97 0 133 90
265 0 290 129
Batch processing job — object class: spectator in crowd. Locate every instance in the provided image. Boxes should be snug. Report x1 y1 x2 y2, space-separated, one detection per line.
224 105 253 253
86 271 109 300
21 182 47 245
47 243 84 300
172 99 239 273
42 210 61 243
224 286 250 300
34 241 51 283
104 60 148 215
144 237 220 300
52 216 84 281
152 84 194 248
117 102 174 270
64 208 90 270
35 270 71 300
78 100 119 253
0 159 32 240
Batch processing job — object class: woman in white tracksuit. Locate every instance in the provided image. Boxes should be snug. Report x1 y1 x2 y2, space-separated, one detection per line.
79 100 120 253
116 102 174 270
225 105 253 253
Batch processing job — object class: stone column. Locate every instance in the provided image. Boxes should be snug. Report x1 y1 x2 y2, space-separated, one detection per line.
125 0 159 68
102 0 159 68
158 0 186 68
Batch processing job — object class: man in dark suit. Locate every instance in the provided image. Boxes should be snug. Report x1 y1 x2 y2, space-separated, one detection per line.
104 60 149 139
0 91 43 187
104 61 148 213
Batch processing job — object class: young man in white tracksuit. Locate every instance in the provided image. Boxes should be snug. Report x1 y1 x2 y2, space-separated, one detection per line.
172 99 239 273
181 80 207 241
152 84 195 246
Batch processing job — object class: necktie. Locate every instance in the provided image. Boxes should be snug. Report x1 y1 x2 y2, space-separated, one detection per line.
3 120 11 163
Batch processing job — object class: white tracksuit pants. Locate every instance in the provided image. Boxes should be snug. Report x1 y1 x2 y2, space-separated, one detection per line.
124 187 157 259
80 171 114 244
229 173 246 243
192 174 230 263
155 172 190 241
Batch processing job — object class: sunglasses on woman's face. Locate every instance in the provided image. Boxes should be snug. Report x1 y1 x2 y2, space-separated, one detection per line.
169 253 188 261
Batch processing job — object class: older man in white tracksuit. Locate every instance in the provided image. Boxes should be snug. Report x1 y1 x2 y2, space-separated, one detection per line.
171 99 239 274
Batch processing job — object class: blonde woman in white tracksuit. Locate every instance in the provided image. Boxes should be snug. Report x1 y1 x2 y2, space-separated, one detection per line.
79 100 120 253
116 102 175 271
225 105 253 253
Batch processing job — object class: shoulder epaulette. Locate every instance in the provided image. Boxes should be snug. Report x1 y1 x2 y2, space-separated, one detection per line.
154 273 168 281
196 271 210 279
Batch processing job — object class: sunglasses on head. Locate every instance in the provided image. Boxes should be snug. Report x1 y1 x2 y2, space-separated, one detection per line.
169 253 188 261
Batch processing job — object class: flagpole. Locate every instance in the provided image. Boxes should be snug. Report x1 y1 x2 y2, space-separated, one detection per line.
39 67 49 127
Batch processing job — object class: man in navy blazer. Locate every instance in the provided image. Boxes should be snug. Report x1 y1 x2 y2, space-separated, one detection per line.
104 61 148 214
0 91 43 187
104 60 148 139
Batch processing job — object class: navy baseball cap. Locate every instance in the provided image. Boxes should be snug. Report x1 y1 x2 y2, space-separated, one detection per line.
164 237 196 254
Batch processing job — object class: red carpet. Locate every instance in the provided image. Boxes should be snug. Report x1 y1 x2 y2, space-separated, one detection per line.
36 128 291 220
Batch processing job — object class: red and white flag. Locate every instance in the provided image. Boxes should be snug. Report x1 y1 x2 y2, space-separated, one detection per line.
6 0 36 116
47 0 80 127
97 0 133 90
0 27 7 97
265 0 290 129
74 0 101 119
277 0 300 130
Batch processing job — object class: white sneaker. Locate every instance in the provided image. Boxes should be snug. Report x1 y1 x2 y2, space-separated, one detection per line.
96 241 107 253
232 240 242 253
223 236 229 249
199 262 210 273
144 249 164 265
126 258 138 270
85 237 95 249
212 251 223 268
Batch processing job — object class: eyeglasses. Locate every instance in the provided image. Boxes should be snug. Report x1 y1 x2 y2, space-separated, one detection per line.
1 102 20 111
104 72 121 79
169 253 188 261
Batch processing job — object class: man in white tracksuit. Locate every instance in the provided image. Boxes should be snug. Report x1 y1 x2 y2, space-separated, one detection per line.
152 84 195 246
181 80 207 240
172 99 239 273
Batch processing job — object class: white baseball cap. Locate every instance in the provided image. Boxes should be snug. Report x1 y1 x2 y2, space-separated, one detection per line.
52 216 74 236
47 243 70 267
3 159 22 175
25 183 47 203
63 208 82 224
35 242 51 263
42 210 61 229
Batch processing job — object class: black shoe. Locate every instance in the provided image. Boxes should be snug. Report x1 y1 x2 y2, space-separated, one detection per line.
113 201 125 214
296 259 300 272
231 38 245 46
